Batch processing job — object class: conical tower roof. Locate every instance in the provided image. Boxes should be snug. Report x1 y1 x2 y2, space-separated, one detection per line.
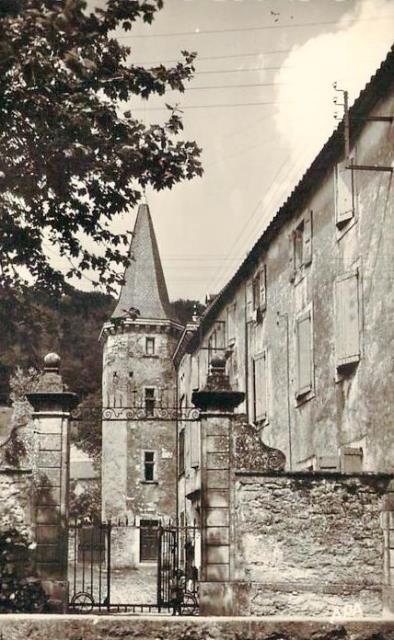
112 204 174 321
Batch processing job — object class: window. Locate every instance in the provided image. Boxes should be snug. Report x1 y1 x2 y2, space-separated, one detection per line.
252 265 267 313
226 302 236 345
289 211 312 281
295 307 313 398
142 451 155 481
335 160 354 227
179 428 185 475
145 387 155 416
140 519 159 562
190 421 200 468
335 270 360 369
317 456 338 472
341 447 363 472
252 351 268 423
207 331 217 362
252 273 260 310
145 337 155 355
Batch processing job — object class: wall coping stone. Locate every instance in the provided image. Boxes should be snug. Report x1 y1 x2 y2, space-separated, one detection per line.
235 470 394 480
1 614 394 640
0 467 32 475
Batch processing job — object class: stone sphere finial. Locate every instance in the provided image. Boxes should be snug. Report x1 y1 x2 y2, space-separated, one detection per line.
44 352 61 370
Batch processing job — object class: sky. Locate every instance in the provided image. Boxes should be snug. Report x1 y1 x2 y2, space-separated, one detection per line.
82 0 394 302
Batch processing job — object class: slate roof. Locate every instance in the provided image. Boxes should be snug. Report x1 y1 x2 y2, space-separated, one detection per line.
112 204 175 321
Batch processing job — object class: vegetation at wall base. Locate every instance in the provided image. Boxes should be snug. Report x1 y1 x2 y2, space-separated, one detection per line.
0 528 48 613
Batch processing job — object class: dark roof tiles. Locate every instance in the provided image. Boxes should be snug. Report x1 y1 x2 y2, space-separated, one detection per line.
112 204 175 321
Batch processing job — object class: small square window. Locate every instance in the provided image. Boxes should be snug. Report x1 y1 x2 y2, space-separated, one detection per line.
146 337 155 355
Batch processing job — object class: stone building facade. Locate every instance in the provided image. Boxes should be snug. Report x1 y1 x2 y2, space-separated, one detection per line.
173 47 394 614
176 45 394 481
101 204 183 567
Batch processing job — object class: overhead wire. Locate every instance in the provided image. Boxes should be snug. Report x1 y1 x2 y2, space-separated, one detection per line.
193 65 290 75
183 82 283 91
208 143 317 292
118 15 394 38
231 148 315 265
207 153 301 292
131 100 289 111
132 48 293 64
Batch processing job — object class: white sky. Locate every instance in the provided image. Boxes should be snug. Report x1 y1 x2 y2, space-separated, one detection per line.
69 0 394 302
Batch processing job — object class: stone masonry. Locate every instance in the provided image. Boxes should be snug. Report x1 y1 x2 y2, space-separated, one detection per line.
27 353 78 610
101 204 183 572
233 472 392 617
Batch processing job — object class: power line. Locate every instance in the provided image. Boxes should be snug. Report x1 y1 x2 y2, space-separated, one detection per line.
185 82 282 91
131 100 286 111
194 65 290 75
118 15 393 39
132 49 292 63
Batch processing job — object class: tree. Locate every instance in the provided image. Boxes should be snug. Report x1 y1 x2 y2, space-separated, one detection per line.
0 0 202 295
170 298 205 326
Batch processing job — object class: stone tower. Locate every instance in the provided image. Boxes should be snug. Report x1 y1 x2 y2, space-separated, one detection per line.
101 204 183 564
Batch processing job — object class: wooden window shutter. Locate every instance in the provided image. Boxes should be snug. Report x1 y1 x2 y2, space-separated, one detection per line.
341 447 363 472
253 352 267 422
190 421 200 468
288 232 296 282
335 270 360 367
260 264 267 311
227 303 236 344
303 211 313 266
335 161 354 226
296 310 313 397
246 280 253 320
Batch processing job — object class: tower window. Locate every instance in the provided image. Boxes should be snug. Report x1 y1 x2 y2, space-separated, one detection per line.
143 451 155 481
146 337 155 355
145 388 155 416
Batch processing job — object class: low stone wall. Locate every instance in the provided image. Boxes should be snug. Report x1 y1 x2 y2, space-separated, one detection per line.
0 468 32 533
232 472 392 617
1 615 394 640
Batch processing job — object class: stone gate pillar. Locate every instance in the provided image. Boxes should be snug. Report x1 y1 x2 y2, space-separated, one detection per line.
192 358 244 616
27 353 78 612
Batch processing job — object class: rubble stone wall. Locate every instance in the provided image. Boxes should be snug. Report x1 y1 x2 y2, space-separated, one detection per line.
0 469 32 534
232 472 391 617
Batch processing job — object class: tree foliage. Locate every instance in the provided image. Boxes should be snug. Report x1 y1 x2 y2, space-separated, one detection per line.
170 298 205 326
0 285 114 401
0 529 48 613
0 0 202 294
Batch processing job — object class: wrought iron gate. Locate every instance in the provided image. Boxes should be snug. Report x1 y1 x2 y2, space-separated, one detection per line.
68 519 199 615
157 526 176 607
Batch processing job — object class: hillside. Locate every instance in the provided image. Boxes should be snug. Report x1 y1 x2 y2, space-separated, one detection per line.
0 291 204 404
0 287 115 403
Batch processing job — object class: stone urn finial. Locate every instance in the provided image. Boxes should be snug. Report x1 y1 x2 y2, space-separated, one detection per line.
26 353 78 412
192 355 244 412
43 352 61 372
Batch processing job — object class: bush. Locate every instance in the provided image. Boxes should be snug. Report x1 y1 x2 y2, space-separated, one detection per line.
0 528 48 612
